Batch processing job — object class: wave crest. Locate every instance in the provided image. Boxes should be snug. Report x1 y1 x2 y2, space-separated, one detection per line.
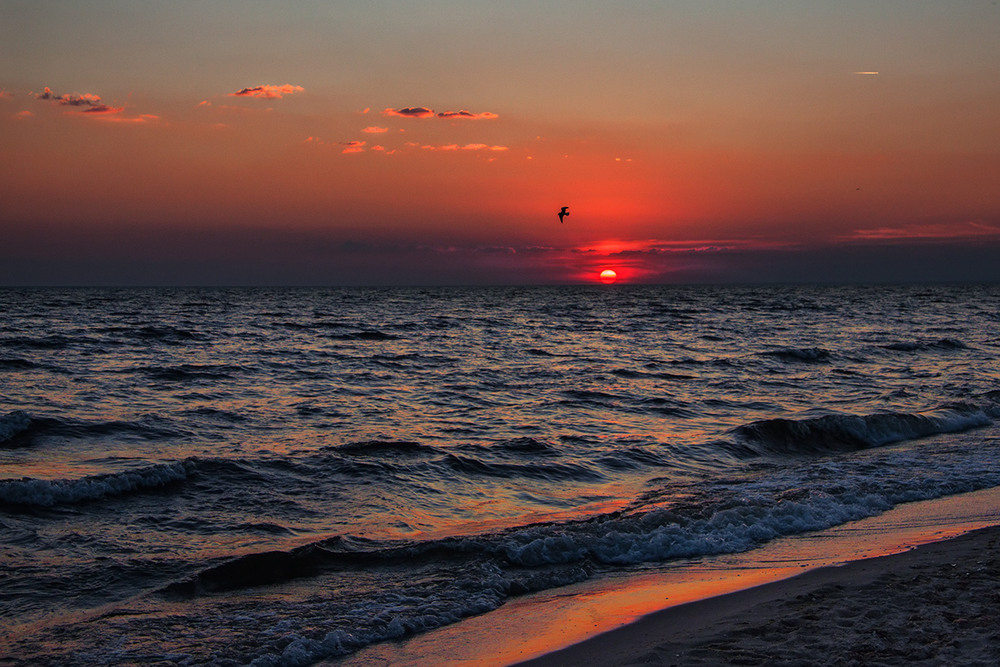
727 404 992 457
0 410 32 444
760 347 832 363
0 461 189 507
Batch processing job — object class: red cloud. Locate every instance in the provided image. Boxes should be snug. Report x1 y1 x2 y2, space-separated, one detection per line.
362 126 389 133
383 107 435 118
422 143 508 152
33 87 123 115
230 84 304 99
382 107 499 120
845 221 1000 242
80 104 125 115
94 113 160 124
341 140 366 154
461 143 507 151
437 110 498 120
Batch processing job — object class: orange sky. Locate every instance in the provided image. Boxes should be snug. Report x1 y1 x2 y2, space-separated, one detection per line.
2 1 999 285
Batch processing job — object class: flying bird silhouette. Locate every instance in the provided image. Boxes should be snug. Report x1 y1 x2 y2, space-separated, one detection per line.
557 206 569 223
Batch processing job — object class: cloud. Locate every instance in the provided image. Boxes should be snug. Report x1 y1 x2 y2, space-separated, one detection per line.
382 107 499 120
35 88 98 106
853 71 879 75
383 107 435 118
229 84 304 99
362 126 388 133
437 110 498 120
845 221 1000 242
421 143 508 152
94 113 160 124
0 89 13 99
58 93 101 107
33 87 124 115
341 140 366 154
80 104 125 115
462 143 507 151
304 138 396 154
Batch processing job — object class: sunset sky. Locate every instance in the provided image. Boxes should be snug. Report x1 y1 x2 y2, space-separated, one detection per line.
2 1 999 285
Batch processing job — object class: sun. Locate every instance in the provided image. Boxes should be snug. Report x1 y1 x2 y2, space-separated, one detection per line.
599 269 618 284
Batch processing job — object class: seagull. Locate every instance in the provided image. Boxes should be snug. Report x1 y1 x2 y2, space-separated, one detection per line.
557 206 569 223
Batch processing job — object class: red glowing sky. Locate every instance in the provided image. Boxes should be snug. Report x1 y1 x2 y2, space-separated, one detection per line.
2 2 999 285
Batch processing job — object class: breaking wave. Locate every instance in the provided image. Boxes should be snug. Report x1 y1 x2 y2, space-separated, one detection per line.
0 461 190 507
726 401 995 457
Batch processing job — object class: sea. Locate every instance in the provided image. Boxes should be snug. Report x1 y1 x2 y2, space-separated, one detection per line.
2 284 999 665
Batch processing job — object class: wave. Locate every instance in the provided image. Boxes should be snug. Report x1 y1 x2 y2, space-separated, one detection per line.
137 363 243 383
611 368 697 380
278 320 347 331
526 348 577 358
760 347 833 363
725 401 995 457
9 397 992 512
0 357 40 370
133 325 206 344
0 410 32 444
0 461 189 507
8 414 189 445
486 437 559 456
443 452 605 483
0 454 283 509
634 397 698 418
331 330 400 341
596 446 674 470
560 388 619 404
333 440 437 457
0 334 77 350
879 338 968 352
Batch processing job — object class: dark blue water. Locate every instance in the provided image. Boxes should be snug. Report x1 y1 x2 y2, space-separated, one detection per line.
2 285 999 665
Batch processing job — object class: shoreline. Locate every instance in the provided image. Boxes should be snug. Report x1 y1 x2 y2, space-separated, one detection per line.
520 524 1000 666
335 486 1000 666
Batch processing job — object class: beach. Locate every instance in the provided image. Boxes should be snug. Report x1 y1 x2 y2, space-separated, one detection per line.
522 524 1000 666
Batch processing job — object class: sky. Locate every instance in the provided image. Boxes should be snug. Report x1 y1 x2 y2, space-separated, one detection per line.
2 0 999 286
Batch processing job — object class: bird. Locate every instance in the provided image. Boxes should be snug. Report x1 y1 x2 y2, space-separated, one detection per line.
557 206 569 223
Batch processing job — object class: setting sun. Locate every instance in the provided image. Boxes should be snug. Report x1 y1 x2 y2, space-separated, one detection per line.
599 269 618 284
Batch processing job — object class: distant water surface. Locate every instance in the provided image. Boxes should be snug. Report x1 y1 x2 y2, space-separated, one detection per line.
2 285 999 665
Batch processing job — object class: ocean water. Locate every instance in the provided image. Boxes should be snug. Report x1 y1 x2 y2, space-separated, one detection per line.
2 284 999 665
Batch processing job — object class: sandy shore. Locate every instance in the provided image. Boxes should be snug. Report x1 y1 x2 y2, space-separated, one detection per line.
519 524 1000 666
